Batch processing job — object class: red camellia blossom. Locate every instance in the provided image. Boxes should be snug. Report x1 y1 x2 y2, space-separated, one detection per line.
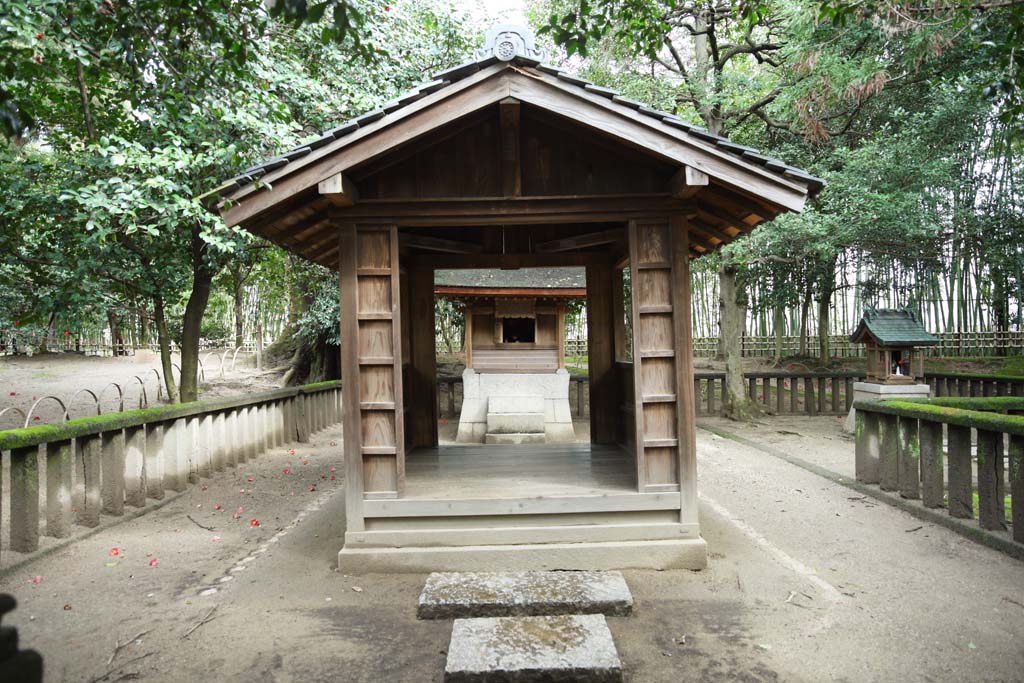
36 32 43 39
213 503 222 510
309 484 316 492
283 468 290 475
148 559 158 567
249 518 260 527
109 548 119 557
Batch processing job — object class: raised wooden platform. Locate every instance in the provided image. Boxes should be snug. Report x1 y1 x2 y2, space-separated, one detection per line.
405 443 637 499
339 442 705 573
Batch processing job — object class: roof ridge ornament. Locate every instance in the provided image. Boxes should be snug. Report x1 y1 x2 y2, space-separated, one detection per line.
475 24 545 62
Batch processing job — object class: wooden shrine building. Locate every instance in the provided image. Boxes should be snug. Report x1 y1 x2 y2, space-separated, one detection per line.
209 25 823 571
435 268 585 443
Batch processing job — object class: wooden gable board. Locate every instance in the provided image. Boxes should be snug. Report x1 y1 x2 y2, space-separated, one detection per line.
221 65 809 229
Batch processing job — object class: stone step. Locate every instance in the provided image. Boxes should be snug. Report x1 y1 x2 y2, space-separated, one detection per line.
444 614 623 682
486 411 545 434
484 432 546 445
418 571 633 619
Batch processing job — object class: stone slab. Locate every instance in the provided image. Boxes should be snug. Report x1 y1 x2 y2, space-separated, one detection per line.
485 432 547 445
489 395 546 414
444 614 623 682
487 412 546 434
418 571 633 619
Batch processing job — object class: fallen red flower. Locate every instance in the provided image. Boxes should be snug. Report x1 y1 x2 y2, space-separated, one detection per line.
250 518 260 527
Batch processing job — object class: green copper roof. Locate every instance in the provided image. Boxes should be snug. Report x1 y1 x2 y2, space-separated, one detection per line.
850 308 939 346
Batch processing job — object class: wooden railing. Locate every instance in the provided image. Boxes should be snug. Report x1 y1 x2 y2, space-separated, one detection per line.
925 373 1024 398
0 381 341 560
854 396 1023 545
694 371 863 417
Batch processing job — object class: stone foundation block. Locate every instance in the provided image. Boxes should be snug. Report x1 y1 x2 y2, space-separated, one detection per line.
444 614 622 682
418 570 633 619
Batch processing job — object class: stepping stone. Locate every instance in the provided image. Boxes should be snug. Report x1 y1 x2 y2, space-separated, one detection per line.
444 614 622 682
418 571 633 619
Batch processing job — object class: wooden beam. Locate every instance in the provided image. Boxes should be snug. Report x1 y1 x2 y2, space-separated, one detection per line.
689 217 732 243
329 194 687 227
400 233 483 254
669 166 709 200
670 216 698 523
500 97 521 197
411 252 609 270
318 172 358 207
535 227 624 253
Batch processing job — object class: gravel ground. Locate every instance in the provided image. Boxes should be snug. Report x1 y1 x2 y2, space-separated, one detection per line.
1 419 1022 682
0 353 283 429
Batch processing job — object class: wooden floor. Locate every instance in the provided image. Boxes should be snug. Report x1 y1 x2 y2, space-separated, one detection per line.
404 443 637 499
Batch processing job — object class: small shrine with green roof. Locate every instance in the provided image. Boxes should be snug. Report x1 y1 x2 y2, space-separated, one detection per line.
850 307 938 385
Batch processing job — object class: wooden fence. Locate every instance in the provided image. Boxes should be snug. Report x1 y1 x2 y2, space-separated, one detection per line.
0 381 341 561
442 331 1024 360
854 396 1023 545
437 371 1024 420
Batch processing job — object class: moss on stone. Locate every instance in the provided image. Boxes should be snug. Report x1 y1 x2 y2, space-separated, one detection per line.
0 380 341 451
855 399 1024 436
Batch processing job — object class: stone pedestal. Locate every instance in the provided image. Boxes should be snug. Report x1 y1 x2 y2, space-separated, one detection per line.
456 368 575 443
843 381 931 432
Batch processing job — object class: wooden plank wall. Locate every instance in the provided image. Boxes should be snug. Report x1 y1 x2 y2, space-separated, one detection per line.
343 225 405 500
587 262 618 444
628 219 684 493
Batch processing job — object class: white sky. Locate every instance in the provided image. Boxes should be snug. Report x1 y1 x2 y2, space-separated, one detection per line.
460 0 529 26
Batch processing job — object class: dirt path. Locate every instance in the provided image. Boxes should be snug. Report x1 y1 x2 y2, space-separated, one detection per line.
1 421 1022 681
0 354 283 429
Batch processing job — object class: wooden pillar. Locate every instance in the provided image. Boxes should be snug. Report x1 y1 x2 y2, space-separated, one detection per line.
612 267 626 361
409 266 439 448
348 225 405 499
556 302 566 369
946 425 973 518
628 219 685 493
464 307 473 369
897 416 920 499
339 224 365 531
670 217 698 521
586 261 617 445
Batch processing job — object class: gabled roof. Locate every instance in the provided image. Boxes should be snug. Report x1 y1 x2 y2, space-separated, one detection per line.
435 267 585 291
850 308 939 346
208 24 823 229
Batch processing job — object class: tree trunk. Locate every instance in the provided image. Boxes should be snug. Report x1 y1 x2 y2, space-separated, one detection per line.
138 303 150 347
107 309 123 356
817 293 831 363
179 227 216 403
719 260 759 420
798 282 811 356
773 303 785 361
153 295 179 403
232 262 245 349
